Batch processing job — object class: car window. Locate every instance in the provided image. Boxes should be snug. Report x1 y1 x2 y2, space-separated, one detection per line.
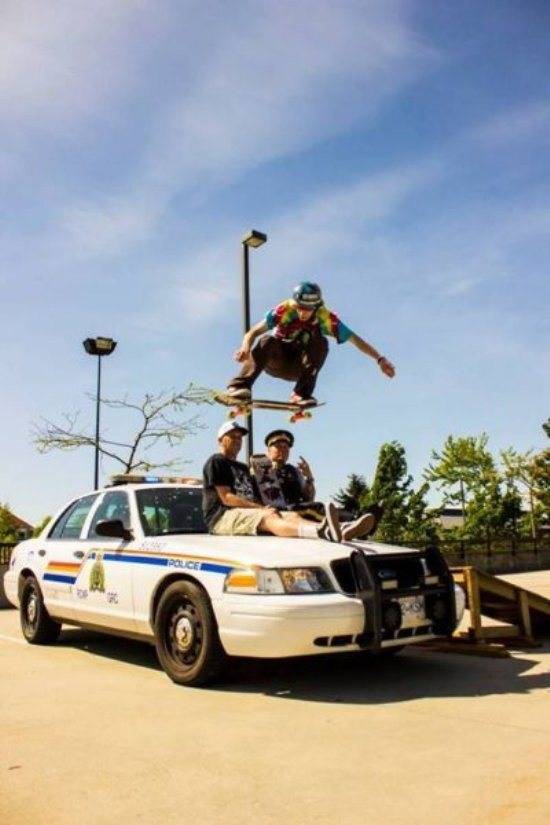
135 487 206 536
49 495 99 540
87 491 131 539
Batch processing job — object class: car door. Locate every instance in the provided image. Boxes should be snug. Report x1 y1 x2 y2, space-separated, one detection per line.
41 494 100 621
73 490 136 632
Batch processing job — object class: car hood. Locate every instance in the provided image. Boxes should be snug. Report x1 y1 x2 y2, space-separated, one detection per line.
138 534 421 569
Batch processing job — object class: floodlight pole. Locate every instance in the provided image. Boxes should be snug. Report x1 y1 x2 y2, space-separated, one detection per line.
83 337 117 490
94 355 102 491
241 230 267 464
242 241 253 463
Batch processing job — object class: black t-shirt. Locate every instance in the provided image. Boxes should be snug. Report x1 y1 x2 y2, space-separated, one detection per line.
276 463 306 506
202 453 259 531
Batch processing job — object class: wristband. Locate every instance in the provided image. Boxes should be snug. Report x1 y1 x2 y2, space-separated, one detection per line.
377 355 384 364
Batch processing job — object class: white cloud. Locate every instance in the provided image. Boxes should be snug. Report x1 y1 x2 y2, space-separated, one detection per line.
0 0 167 130
59 190 166 257
470 100 550 146
132 157 443 327
145 1 434 187
39 0 435 256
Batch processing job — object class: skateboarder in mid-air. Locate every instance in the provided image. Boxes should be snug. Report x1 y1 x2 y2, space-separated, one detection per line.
226 281 395 405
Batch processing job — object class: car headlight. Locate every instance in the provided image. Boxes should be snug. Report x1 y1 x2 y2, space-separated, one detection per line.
224 567 333 595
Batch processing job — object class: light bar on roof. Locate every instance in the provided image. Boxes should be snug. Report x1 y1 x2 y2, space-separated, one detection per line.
110 474 202 487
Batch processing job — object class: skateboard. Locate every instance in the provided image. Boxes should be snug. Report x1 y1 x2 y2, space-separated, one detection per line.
212 391 325 423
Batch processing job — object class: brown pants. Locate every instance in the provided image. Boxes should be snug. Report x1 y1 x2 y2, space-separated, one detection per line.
229 332 328 398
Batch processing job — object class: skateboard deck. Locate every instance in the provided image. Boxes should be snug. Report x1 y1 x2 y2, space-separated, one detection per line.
213 391 325 423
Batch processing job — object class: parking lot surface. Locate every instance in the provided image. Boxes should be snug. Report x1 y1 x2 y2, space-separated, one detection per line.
1 572 549 825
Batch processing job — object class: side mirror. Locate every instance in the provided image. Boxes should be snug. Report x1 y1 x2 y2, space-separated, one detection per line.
94 519 133 541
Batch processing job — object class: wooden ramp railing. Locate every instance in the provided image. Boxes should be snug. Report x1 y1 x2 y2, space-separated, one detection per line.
451 566 550 645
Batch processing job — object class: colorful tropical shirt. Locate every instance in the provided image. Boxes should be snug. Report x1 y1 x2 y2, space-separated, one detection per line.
265 299 354 345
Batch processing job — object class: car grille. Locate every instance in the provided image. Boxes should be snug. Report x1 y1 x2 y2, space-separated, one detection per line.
331 555 426 595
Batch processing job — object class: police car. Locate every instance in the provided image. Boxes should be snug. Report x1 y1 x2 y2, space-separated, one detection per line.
3 476 465 686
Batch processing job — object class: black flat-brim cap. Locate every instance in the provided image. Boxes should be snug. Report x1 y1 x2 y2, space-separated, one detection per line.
265 429 294 448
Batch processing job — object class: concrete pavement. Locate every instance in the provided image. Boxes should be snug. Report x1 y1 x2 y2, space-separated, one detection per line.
1 573 549 825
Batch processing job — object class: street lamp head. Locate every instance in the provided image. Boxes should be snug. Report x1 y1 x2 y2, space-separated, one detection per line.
83 337 118 356
242 229 267 248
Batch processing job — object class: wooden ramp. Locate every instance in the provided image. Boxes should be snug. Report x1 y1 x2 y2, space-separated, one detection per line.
451 566 550 646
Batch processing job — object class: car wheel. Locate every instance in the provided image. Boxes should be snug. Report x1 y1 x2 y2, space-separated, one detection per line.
20 575 61 644
154 580 227 686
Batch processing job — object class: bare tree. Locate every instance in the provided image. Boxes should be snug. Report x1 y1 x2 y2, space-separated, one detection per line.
32 386 206 474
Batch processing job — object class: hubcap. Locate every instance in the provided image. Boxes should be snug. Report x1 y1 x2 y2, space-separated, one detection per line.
27 593 37 625
174 616 194 652
167 600 203 667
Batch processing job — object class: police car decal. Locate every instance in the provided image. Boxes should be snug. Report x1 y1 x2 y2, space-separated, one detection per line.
43 561 83 585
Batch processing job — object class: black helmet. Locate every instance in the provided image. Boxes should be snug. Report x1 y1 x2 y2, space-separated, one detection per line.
293 281 323 310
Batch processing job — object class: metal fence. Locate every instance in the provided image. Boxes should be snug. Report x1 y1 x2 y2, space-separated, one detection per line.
0 543 16 566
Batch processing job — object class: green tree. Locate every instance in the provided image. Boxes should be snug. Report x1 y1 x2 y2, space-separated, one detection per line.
366 441 413 543
333 473 369 515
465 470 508 546
403 482 440 545
531 448 550 513
501 448 539 538
0 504 19 543
425 434 494 513
543 418 550 439
33 516 52 538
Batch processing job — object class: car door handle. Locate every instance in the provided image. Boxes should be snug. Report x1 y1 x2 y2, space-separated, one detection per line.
73 550 85 559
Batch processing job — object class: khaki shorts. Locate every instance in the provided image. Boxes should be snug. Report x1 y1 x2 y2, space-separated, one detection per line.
211 507 266 536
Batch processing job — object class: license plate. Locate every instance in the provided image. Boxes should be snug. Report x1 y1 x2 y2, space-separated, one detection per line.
399 595 425 622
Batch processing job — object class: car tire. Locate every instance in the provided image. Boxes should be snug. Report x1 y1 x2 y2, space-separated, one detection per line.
20 575 61 644
154 580 227 686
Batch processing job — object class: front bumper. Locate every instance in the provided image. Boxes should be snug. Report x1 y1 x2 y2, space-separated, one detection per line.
214 546 463 659
214 585 463 659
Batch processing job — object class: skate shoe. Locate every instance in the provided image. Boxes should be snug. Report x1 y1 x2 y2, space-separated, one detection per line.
290 393 317 408
341 513 376 543
316 502 342 543
225 387 252 401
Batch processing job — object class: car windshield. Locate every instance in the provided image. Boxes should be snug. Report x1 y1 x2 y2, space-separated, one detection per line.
136 487 206 536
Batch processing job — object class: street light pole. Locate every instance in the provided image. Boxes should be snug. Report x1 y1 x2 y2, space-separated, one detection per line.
83 337 118 490
241 230 267 464
94 354 102 490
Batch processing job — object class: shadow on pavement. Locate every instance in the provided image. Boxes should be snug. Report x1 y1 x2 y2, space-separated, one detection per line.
56 626 550 704
57 627 161 672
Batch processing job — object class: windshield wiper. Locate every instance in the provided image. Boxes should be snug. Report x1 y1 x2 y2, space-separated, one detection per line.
160 528 201 535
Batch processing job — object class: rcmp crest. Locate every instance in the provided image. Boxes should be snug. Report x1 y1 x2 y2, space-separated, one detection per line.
89 552 106 593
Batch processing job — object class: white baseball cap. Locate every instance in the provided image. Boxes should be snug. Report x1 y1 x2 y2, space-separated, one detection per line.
217 420 248 440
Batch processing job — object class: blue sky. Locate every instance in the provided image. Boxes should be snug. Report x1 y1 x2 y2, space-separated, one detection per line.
1 0 549 522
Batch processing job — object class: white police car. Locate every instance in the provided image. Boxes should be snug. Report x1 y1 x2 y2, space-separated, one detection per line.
4 476 465 686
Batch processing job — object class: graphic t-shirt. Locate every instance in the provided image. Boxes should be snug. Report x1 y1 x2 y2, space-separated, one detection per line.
202 453 259 531
275 463 307 506
265 299 354 345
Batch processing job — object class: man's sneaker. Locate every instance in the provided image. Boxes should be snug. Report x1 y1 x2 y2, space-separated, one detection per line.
341 513 376 543
225 387 252 401
316 502 342 543
290 393 317 408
